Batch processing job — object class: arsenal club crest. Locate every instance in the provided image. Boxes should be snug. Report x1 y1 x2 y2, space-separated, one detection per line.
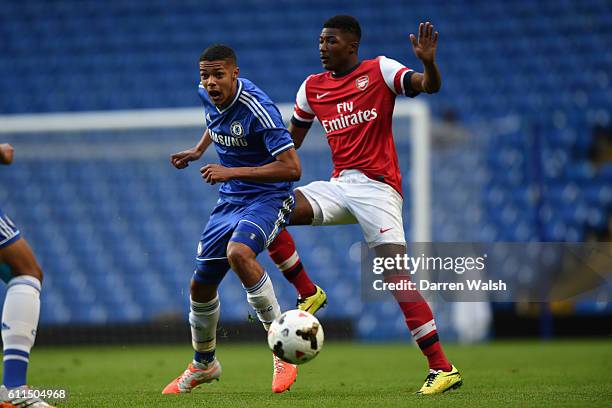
356 75 369 91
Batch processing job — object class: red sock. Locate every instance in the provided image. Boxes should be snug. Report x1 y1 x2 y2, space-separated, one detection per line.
387 276 452 371
268 229 317 298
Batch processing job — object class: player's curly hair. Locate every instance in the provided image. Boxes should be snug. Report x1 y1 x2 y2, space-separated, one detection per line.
200 44 237 64
323 15 361 41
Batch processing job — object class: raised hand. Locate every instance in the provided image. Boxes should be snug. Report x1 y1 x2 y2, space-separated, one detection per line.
410 22 438 64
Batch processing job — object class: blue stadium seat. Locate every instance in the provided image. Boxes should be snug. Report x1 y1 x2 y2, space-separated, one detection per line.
0 0 610 340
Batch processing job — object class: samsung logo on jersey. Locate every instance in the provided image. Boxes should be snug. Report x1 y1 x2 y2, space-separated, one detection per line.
209 129 248 147
321 108 378 134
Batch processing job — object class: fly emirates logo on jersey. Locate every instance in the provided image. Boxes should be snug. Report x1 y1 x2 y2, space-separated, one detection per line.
320 101 378 134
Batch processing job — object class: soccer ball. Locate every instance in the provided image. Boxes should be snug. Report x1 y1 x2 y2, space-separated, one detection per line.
267 309 324 365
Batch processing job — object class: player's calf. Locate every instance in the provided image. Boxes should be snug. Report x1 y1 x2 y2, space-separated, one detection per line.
162 274 224 395
268 228 327 315
1 274 41 390
376 244 452 372
243 272 281 331
0 239 43 284
1 239 44 393
228 243 296 391
188 286 220 366
268 229 318 299
227 242 282 330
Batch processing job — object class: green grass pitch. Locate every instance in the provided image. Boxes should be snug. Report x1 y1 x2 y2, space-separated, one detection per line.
12 340 612 407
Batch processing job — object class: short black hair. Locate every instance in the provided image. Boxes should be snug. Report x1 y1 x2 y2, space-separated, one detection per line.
323 15 361 41
199 44 237 64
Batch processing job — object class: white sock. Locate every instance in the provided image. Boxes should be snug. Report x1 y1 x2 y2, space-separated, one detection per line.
244 272 281 331
2 276 41 386
189 295 220 355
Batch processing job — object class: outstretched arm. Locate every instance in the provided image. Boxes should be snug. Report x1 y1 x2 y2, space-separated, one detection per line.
409 22 441 94
200 148 301 185
0 143 14 165
170 129 212 169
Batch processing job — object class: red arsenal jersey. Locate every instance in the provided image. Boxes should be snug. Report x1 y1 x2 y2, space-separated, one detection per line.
293 56 417 196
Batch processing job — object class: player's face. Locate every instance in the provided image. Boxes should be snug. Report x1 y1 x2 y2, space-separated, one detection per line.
199 60 239 107
319 28 357 72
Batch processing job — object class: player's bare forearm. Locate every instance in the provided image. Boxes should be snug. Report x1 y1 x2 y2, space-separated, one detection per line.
288 123 309 149
0 143 14 165
233 149 301 182
171 129 211 169
233 163 300 182
423 60 441 93
195 129 213 154
411 62 442 94
201 149 301 184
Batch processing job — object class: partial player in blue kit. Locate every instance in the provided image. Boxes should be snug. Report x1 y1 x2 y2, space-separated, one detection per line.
0 144 55 408
163 45 301 395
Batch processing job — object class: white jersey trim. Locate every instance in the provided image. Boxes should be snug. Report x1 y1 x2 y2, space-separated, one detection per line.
270 142 295 157
293 110 314 123
0 218 18 244
378 56 410 95
295 76 314 115
399 70 409 95
217 80 243 114
239 91 276 129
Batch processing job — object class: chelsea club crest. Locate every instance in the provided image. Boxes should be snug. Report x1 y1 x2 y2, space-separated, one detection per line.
230 121 244 137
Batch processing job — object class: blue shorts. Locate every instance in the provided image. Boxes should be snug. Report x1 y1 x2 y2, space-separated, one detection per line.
194 193 295 285
0 207 20 249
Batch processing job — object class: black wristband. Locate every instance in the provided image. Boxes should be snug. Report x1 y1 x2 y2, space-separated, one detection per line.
290 116 313 129
403 70 421 98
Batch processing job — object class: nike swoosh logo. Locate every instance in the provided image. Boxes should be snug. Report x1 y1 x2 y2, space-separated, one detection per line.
443 372 461 378
379 227 393 234
316 92 331 99
412 328 425 337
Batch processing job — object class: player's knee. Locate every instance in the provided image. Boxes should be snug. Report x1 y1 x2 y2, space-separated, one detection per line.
227 243 254 270
374 243 406 258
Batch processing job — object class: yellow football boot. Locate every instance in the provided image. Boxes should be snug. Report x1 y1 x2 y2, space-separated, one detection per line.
296 285 327 314
416 365 463 395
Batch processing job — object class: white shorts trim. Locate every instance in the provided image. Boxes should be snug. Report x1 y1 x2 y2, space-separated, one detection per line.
195 256 229 262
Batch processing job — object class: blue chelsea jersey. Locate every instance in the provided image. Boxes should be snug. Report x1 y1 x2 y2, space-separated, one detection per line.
198 78 295 204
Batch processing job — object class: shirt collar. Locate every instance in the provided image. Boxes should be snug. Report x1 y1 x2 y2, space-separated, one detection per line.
217 79 243 114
